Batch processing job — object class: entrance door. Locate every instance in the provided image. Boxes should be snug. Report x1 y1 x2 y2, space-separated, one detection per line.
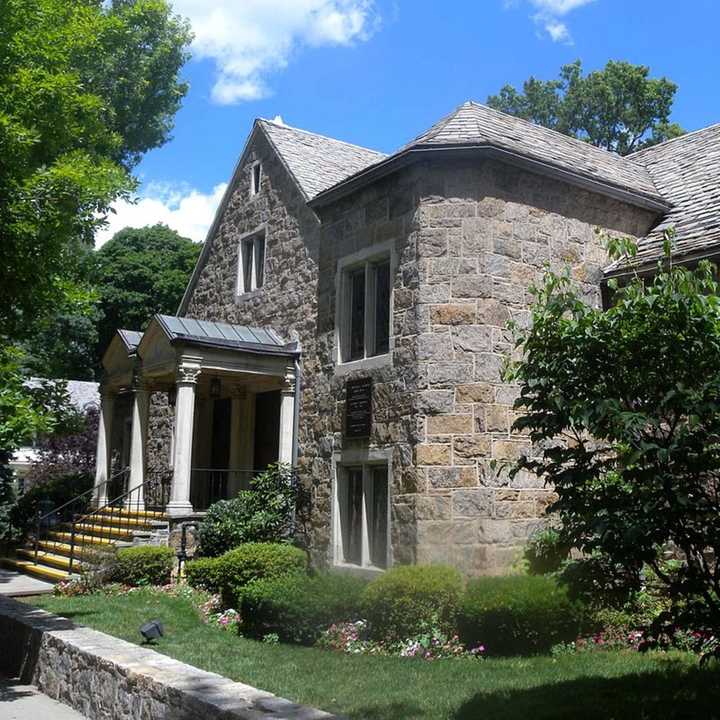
206 398 231 506
253 390 280 472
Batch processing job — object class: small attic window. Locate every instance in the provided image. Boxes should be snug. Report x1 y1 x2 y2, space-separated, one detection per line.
250 161 262 197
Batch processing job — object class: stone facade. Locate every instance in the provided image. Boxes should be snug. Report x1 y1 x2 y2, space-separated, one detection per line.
164 131 658 575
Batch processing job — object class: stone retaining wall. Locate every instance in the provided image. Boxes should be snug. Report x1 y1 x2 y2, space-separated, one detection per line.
0 596 338 720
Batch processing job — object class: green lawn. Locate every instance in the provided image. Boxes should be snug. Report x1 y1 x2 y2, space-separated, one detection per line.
26 590 720 720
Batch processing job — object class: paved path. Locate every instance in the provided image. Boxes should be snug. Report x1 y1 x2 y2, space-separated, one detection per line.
0 677 88 719
0 568 54 597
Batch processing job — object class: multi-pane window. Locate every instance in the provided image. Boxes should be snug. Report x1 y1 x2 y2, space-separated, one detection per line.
342 257 391 362
336 464 389 569
250 162 262 196
238 232 265 294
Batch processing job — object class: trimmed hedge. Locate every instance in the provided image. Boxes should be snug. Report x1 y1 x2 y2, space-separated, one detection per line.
216 542 307 606
458 574 586 655
112 545 175 586
242 572 368 644
185 557 222 593
361 565 464 641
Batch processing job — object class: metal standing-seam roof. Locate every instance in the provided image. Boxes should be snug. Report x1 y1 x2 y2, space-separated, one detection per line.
155 314 298 356
118 329 143 353
605 123 720 276
258 118 387 200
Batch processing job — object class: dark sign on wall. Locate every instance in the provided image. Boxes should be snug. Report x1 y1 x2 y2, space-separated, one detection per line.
345 378 373 438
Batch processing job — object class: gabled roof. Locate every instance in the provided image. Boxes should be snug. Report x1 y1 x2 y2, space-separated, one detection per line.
605 123 720 276
118 329 143 353
177 119 383 315
310 101 670 212
259 119 386 200
153 314 298 356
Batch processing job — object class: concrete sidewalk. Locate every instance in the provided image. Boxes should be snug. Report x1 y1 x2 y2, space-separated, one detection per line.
0 568 54 597
0 677 88 719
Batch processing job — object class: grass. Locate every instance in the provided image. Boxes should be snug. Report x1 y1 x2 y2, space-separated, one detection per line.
26 589 720 720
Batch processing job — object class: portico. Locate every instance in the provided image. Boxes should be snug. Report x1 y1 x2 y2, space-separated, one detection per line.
94 315 300 516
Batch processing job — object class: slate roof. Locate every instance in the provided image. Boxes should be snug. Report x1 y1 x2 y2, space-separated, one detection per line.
259 119 386 200
155 314 298 355
404 102 663 201
605 123 720 275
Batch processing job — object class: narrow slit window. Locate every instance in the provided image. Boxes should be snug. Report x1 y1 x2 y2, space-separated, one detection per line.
349 268 366 361
373 260 390 356
251 162 262 196
238 231 266 295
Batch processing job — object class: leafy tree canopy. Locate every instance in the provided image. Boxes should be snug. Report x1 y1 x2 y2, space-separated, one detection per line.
96 224 201 354
487 60 684 155
0 0 192 338
506 232 720 638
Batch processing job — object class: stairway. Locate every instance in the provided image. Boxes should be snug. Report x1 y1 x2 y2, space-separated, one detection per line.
1 507 169 584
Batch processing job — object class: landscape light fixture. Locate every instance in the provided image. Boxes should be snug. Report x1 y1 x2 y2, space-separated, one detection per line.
140 619 164 644
210 376 222 398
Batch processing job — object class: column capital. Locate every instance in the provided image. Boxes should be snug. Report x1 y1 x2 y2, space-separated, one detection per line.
176 356 202 385
281 367 296 396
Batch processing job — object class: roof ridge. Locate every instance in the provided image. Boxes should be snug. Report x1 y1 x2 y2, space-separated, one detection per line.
628 122 720 159
258 117 386 157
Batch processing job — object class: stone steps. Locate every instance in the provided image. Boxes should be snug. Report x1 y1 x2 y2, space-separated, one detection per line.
1 507 169 585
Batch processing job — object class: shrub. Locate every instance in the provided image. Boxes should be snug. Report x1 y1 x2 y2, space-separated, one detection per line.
524 528 571 575
185 557 223 593
11 471 93 535
216 542 307 606
198 463 295 557
242 572 368 644
458 574 586 655
112 545 175 586
361 565 464 641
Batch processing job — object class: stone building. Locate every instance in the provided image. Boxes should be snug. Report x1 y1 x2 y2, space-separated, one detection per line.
95 103 720 575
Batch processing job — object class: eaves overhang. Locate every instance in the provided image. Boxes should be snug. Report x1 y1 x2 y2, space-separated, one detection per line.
308 143 673 215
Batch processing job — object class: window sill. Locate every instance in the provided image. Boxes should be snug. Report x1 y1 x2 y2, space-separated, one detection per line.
332 562 386 578
235 288 263 303
334 353 391 376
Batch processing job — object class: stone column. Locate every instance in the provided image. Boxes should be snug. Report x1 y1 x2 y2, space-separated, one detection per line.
93 390 115 506
167 358 201 516
229 386 249 495
127 378 149 511
278 368 296 465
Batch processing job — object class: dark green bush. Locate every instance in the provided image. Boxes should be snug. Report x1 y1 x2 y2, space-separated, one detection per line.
11 472 93 535
458 574 586 655
524 528 571 575
361 565 464 641
242 572 368 644
112 545 175 586
198 463 295 557
185 556 223 593
216 542 307 606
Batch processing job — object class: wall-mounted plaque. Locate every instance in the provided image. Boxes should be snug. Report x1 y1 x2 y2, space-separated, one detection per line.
345 378 373 438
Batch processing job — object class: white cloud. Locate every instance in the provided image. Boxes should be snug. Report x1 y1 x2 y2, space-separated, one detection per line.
508 0 594 43
172 0 380 104
95 182 227 247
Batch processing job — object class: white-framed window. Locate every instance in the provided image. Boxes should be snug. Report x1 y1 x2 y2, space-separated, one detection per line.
333 461 390 570
337 242 393 366
250 161 262 197
237 229 266 295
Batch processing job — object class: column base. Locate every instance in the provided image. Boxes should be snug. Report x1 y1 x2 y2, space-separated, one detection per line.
166 500 195 517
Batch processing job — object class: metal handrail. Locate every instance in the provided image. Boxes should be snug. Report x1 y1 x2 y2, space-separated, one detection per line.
35 466 129 525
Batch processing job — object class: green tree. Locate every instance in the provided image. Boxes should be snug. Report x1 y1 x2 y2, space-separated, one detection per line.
0 0 192 339
506 233 720 640
96 224 201 353
488 60 684 155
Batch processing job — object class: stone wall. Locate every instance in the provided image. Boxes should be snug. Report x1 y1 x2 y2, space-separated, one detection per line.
0 596 336 719
411 158 657 574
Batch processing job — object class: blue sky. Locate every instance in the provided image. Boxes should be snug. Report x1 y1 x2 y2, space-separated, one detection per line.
98 0 720 244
